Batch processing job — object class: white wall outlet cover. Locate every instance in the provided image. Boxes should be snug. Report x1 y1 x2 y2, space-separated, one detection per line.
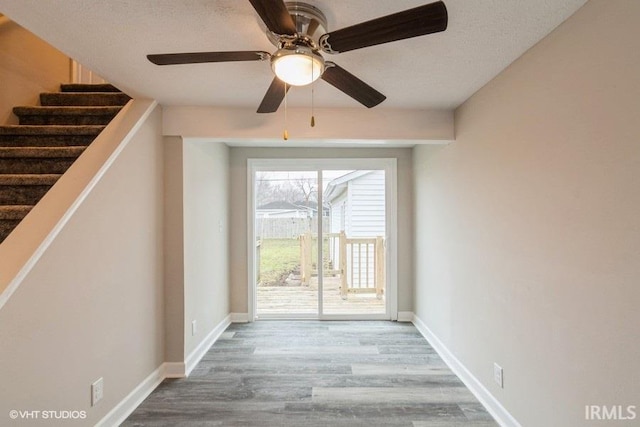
493 363 504 388
192 320 197 336
91 377 104 406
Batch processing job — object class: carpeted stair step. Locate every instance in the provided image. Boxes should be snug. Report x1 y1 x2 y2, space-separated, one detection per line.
13 106 123 126
0 205 32 219
0 205 33 243
60 83 121 93
0 147 86 174
0 81 126 245
0 219 19 242
0 125 104 147
40 92 131 107
0 174 61 205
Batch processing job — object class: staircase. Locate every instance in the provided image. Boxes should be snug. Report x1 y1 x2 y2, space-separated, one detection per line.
0 84 130 244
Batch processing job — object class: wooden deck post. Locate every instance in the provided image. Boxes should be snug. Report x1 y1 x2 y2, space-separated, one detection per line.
340 231 348 299
375 236 385 299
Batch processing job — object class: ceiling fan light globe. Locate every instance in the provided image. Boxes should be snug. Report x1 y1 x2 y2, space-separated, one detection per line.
271 47 324 86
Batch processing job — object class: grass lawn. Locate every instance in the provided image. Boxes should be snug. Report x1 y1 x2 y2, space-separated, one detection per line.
259 238 300 285
258 237 332 286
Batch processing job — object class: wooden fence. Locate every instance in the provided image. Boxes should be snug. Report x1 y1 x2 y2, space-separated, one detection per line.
256 217 330 239
300 231 385 299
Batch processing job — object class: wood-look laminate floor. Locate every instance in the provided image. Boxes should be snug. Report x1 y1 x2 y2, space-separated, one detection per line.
123 321 498 427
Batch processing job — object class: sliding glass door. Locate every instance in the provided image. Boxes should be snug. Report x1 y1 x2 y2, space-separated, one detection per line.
321 169 386 315
249 159 396 320
254 170 319 317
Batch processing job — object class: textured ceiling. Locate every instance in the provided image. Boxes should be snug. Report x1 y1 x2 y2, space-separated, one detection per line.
0 0 587 110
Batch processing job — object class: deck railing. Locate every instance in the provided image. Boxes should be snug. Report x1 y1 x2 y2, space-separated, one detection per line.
300 231 384 299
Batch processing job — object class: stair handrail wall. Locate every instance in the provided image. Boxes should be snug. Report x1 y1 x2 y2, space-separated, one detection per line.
0 98 158 310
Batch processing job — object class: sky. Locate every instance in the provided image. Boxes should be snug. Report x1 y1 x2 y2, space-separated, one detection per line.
256 170 358 191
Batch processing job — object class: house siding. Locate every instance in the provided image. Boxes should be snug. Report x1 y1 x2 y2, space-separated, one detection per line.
329 191 347 233
348 170 385 238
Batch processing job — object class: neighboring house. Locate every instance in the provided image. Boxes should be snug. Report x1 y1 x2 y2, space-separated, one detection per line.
256 200 329 219
324 170 386 285
324 170 385 238
298 200 330 218
256 200 329 239
256 200 314 219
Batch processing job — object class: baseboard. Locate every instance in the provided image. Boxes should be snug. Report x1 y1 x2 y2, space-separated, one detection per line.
163 362 186 378
96 315 232 425
230 312 249 323
412 314 522 427
184 314 231 376
397 311 414 322
95 363 165 427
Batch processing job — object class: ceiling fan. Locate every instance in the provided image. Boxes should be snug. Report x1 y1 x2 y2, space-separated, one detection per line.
147 0 448 113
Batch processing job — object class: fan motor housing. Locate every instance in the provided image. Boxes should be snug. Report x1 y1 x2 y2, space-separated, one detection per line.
266 2 328 47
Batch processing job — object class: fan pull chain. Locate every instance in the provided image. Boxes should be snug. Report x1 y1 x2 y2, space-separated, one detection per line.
310 60 316 127
283 82 289 141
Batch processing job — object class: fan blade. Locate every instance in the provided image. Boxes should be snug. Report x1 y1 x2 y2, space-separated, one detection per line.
321 62 386 108
248 0 296 36
319 1 447 54
147 51 269 65
257 77 290 113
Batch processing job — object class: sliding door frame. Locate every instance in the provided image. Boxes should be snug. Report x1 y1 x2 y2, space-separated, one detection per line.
247 158 398 321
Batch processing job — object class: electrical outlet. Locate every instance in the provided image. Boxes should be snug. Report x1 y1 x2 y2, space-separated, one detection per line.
192 320 197 336
494 363 503 388
91 377 104 406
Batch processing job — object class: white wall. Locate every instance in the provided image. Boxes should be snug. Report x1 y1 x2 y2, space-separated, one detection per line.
229 147 413 315
413 1 640 426
163 138 231 363
0 16 70 124
164 106 453 144
163 136 185 363
182 140 230 357
0 106 164 426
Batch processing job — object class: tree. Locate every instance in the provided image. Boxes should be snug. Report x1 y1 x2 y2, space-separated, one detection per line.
255 173 318 206
294 177 317 205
